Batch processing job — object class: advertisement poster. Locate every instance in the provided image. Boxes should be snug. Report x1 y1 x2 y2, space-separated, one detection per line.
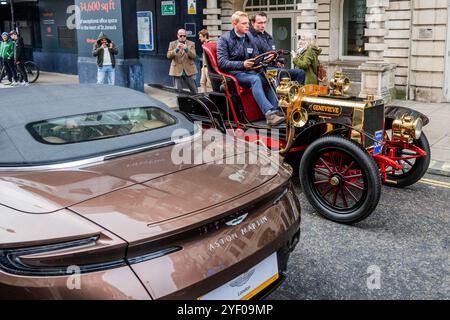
41 9 56 38
137 11 153 51
39 0 75 51
74 0 124 58
188 0 197 15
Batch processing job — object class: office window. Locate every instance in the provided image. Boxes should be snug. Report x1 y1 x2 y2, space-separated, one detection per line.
342 0 368 57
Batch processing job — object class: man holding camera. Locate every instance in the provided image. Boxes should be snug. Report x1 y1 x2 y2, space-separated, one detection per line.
92 32 118 86
167 29 198 94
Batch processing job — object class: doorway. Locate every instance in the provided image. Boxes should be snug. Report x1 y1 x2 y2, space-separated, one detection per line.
266 13 296 68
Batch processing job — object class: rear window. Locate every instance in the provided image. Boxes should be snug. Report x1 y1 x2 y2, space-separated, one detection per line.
27 107 177 145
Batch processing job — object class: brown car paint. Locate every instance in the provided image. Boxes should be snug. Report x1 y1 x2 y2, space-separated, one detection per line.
0 138 300 299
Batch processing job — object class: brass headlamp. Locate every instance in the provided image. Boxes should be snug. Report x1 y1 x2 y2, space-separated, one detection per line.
276 78 308 129
276 77 300 109
392 115 423 142
329 71 350 96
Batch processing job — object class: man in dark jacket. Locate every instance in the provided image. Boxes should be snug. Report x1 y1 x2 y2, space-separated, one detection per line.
9 31 27 86
217 11 284 126
92 32 118 85
250 12 305 85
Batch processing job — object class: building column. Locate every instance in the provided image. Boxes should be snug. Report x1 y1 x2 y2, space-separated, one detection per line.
297 0 318 40
220 0 233 33
359 0 395 101
203 0 222 40
76 0 143 91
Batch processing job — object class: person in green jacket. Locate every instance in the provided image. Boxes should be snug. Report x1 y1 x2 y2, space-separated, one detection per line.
0 32 18 85
293 36 322 85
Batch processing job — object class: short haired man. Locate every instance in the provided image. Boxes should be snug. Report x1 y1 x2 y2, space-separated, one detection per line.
9 31 27 86
167 29 198 94
250 12 305 85
217 11 284 126
198 29 212 93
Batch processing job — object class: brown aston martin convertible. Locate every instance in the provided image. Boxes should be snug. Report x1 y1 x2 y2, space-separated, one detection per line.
0 85 300 299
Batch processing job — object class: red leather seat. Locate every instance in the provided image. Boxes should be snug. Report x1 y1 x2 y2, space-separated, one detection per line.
202 42 264 122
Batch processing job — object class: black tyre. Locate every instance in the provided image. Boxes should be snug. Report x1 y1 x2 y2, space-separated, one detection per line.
299 135 381 224
24 61 40 83
384 133 431 187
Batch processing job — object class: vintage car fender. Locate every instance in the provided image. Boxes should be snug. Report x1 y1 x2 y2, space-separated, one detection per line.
384 105 429 126
291 120 380 148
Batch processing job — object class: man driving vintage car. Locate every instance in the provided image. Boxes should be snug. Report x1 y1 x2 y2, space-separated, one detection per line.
217 11 285 126
249 11 305 85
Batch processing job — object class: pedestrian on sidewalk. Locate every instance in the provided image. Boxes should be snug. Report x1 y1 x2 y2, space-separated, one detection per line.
92 32 118 85
292 35 322 85
0 32 18 86
198 29 212 93
9 31 28 86
167 29 198 94
0 50 4 82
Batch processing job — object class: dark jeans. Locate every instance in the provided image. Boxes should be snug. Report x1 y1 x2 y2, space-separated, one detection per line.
278 68 305 85
1 58 18 82
234 71 278 116
16 61 28 83
173 75 198 94
268 67 305 85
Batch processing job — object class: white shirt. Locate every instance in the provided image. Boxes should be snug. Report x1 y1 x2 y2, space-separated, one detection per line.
103 47 112 66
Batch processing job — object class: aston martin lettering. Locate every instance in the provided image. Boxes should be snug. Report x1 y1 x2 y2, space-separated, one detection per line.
311 104 342 115
209 216 269 251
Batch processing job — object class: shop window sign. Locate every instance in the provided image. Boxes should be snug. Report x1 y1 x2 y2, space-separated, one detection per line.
184 23 196 38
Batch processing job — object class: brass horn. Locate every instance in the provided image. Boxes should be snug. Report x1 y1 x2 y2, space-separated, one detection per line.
290 107 308 128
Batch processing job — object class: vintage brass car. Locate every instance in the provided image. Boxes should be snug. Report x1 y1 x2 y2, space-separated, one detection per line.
178 42 430 224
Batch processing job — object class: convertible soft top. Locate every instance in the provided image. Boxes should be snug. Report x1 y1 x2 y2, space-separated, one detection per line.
0 85 194 166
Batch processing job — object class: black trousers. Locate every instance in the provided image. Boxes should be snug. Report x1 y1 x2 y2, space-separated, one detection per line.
1 58 18 82
173 75 198 94
16 61 28 83
0 58 4 80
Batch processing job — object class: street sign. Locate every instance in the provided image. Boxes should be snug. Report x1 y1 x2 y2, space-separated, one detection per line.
161 1 175 16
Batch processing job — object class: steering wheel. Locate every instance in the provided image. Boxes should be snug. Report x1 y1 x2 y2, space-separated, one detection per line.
250 51 277 70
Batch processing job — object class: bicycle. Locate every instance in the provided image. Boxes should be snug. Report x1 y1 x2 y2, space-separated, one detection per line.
24 61 40 83
0 60 40 84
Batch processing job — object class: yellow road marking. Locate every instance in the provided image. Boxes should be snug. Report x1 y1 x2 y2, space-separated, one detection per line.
420 178 450 189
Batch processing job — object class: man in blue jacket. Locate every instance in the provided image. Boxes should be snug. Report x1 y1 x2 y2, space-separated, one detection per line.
250 12 305 85
217 11 285 126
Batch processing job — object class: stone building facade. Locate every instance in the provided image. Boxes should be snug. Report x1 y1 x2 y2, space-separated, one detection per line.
203 0 450 103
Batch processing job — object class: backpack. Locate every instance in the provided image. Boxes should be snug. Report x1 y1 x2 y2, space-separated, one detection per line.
317 63 327 84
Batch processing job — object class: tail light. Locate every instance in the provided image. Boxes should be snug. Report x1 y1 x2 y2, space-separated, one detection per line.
0 232 127 276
